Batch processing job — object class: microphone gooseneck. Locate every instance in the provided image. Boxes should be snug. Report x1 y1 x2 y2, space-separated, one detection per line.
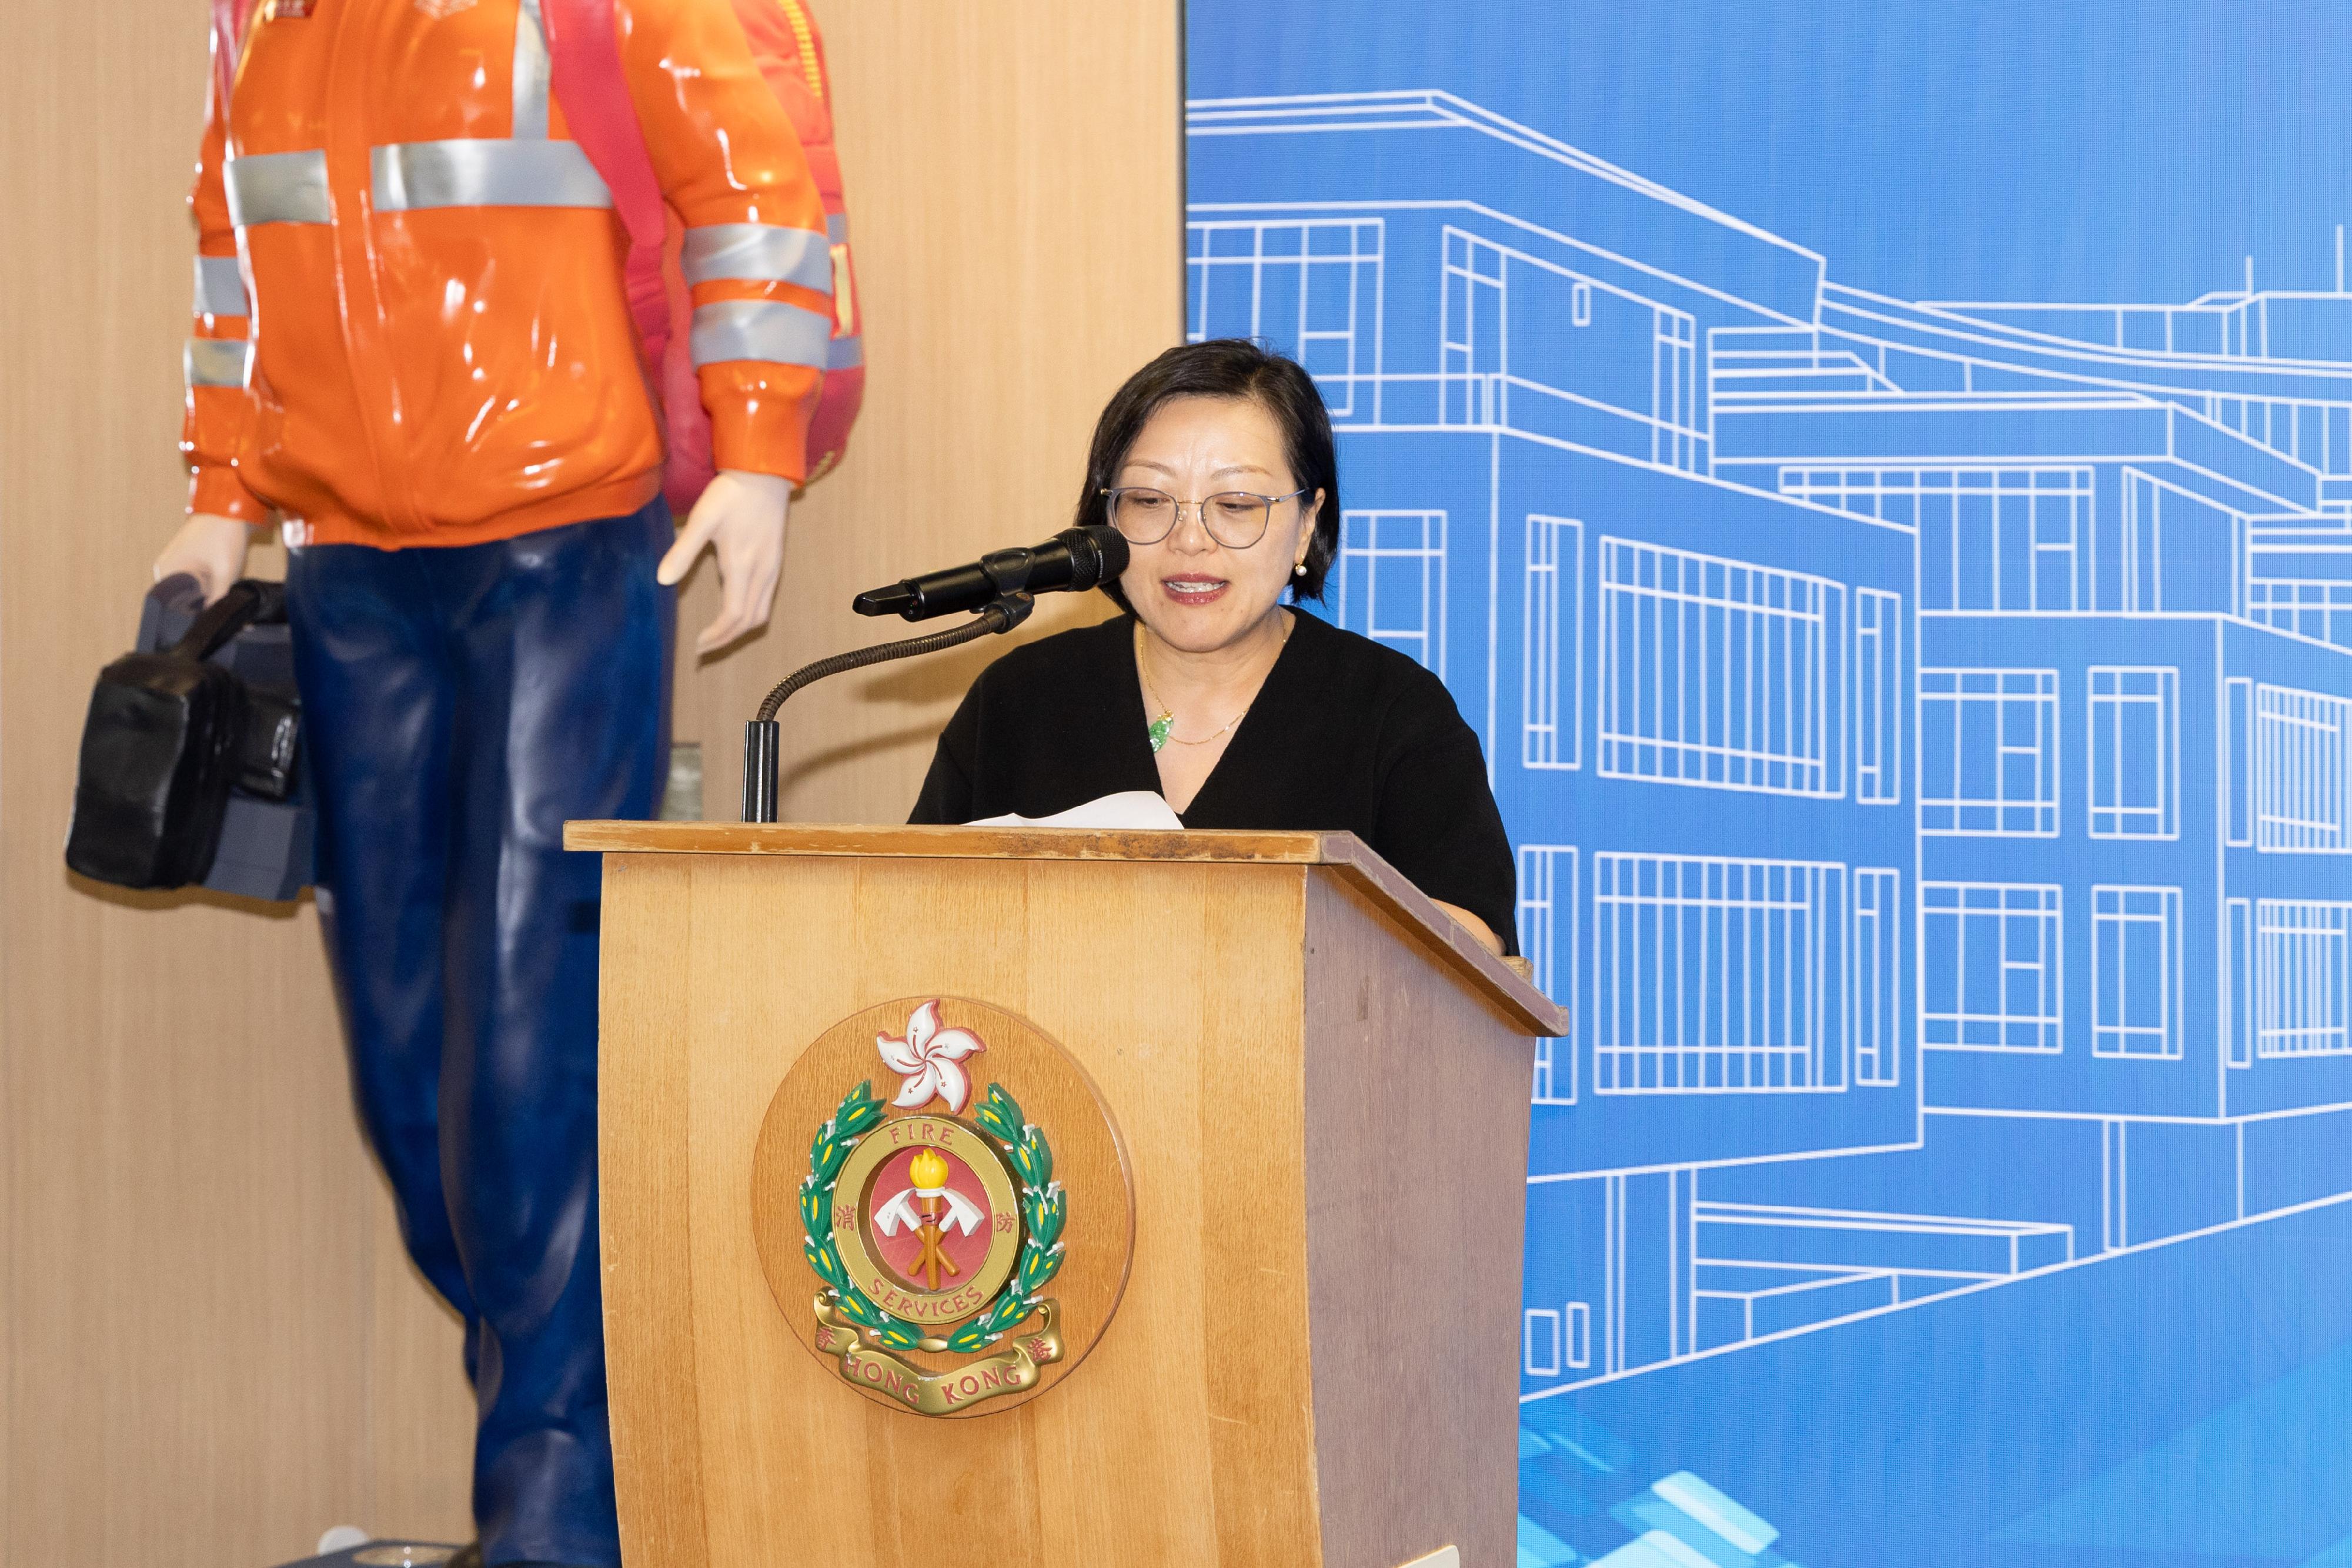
744 525 1127 822
740 593 1036 823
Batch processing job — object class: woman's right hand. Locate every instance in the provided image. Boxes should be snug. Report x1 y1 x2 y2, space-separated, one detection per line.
1432 898 1505 958
153 513 253 604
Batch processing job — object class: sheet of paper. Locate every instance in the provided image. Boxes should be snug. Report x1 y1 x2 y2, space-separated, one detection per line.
967 791 1185 831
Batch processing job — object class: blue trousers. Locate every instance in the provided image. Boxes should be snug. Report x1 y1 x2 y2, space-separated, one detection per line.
286 505 672 1568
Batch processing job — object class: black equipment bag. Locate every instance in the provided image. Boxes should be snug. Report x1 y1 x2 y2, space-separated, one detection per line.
66 576 311 895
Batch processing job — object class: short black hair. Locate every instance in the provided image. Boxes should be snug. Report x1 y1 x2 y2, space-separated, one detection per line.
1074 338 1341 609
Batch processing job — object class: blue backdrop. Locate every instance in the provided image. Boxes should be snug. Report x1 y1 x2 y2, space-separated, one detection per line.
1184 4 2352 1563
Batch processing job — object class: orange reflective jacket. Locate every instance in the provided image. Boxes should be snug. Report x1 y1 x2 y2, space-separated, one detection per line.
183 0 831 549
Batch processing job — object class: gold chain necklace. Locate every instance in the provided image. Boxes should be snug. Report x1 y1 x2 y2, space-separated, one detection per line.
1139 617 1292 754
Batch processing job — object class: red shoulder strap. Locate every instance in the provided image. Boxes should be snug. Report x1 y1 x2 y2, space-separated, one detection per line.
211 0 256 111
540 0 673 351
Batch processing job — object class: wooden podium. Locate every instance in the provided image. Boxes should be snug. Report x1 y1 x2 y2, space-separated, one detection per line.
567 821 1566 1568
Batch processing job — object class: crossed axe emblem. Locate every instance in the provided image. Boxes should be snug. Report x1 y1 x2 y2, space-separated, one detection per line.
874 1147 987 1291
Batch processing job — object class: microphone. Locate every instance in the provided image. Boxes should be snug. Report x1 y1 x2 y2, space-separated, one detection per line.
851 524 1128 621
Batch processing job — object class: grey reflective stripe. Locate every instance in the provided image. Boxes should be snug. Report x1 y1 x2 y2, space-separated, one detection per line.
225 150 330 226
827 212 848 245
689 299 832 369
193 255 248 317
371 140 613 211
183 337 252 389
679 224 832 295
828 333 862 371
512 0 550 139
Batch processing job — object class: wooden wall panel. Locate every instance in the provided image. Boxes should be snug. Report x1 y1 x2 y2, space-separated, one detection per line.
670 2 1182 823
0 0 483 1560
0 2 1180 1565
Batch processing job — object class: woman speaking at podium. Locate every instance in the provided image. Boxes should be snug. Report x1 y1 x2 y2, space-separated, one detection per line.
910 339 1517 957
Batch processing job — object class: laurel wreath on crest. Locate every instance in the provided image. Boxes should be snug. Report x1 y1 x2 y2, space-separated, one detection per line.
799 1081 1067 1353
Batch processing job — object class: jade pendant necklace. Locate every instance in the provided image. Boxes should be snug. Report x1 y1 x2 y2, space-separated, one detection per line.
1139 615 1293 755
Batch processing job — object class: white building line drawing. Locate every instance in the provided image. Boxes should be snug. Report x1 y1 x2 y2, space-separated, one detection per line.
2086 668 2181 840
1591 854 1851 1094
1920 882 2064 1053
2256 900 2352 1058
1852 867 1903 1086
1519 844 1581 1105
2090 885 2186 1058
1596 540 1846 798
1523 516 1584 770
1332 510 1448 677
1917 669 2062 835
1185 88 2352 1447
2251 683 2352 851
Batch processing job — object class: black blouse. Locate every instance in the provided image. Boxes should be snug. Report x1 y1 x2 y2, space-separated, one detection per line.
908 610 1519 954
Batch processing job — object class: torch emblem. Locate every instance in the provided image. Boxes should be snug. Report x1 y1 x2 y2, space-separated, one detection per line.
873 1146 988 1291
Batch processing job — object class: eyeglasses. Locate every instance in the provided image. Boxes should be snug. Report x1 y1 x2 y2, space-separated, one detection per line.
1100 486 1309 549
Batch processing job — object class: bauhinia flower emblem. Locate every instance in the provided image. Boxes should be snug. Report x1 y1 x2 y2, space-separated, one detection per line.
876 999 985 1115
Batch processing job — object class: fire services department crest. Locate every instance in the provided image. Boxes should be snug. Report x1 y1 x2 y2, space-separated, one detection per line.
751 997 1132 1418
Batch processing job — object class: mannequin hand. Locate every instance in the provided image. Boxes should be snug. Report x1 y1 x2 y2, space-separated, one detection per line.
657 469 792 654
153 513 253 605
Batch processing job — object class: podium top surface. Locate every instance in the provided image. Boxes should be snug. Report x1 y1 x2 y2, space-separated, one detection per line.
567 820 1566 1036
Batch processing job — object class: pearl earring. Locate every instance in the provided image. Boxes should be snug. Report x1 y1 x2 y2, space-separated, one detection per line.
1293 562 1306 576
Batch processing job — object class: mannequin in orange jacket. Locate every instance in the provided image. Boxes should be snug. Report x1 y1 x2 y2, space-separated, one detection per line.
153 0 835 641
148 0 837 1560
